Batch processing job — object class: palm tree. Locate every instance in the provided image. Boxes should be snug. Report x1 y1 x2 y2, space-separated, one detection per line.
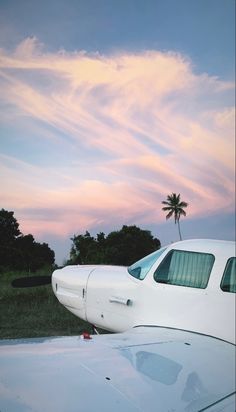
162 193 188 240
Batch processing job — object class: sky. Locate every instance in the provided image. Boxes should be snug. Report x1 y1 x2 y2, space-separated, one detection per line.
0 0 235 264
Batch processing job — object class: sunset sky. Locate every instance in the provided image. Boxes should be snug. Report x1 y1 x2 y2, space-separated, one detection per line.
0 0 235 264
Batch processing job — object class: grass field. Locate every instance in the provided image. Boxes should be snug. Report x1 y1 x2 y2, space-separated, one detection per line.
0 270 93 340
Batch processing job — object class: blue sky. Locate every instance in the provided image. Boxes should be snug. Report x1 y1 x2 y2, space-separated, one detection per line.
1 0 234 76
0 0 235 264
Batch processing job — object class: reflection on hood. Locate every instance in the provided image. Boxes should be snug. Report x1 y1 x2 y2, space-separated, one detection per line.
136 351 182 385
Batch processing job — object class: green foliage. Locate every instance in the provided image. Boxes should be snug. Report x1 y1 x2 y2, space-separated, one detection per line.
0 209 22 269
68 225 161 266
0 209 21 241
0 270 92 339
15 235 55 272
0 209 55 273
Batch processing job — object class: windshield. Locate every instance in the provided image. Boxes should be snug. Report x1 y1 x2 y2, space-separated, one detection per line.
128 247 167 280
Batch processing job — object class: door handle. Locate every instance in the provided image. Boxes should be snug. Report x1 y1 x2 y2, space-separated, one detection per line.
109 296 132 306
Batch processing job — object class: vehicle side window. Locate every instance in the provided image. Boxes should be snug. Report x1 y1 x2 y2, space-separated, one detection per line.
154 250 214 289
128 247 167 280
220 257 236 293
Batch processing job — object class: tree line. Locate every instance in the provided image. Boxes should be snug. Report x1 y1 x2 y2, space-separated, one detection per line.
0 209 55 273
1 194 188 271
68 192 188 266
0 209 161 272
68 225 161 266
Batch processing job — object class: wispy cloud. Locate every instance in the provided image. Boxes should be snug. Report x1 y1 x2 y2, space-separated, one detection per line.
0 37 235 239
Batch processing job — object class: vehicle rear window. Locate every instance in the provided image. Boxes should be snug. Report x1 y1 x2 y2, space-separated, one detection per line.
220 257 236 293
154 249 214 289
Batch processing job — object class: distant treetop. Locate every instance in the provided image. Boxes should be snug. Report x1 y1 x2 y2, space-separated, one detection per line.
68 225 161 266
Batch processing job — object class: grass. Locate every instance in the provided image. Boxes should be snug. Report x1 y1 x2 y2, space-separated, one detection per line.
0 270 94 339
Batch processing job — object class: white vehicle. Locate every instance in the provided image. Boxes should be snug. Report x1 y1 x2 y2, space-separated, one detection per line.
0 326 235 412
1 239 235 411
52 239 236 344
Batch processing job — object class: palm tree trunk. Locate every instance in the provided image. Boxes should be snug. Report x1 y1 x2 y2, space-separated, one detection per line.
177 219 182 240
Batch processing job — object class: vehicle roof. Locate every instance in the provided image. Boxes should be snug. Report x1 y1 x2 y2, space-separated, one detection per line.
165 239 235 254
0 326 235 412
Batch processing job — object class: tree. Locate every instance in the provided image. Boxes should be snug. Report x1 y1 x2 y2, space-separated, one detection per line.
0 209 22 269
161 193 188 240
15 235 55 272
69 225 161 266
0 208 55 272
104 225 160 265
69 231 97 264
0 209 21 241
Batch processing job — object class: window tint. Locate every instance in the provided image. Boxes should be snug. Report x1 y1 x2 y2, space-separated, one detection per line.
221 257 236 293
154 250 214 289
128 247 167 280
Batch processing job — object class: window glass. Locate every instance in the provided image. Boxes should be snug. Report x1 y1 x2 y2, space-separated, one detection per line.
128 247 167 280
221 257 236 293
154 250 214 289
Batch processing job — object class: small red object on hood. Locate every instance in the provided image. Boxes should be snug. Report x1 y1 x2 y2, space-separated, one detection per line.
82 332 92 340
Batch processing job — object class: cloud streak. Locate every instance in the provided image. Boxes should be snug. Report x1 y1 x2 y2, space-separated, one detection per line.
0 37 235 244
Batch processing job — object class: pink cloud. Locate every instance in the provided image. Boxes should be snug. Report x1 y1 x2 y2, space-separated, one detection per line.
0 38 235 240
